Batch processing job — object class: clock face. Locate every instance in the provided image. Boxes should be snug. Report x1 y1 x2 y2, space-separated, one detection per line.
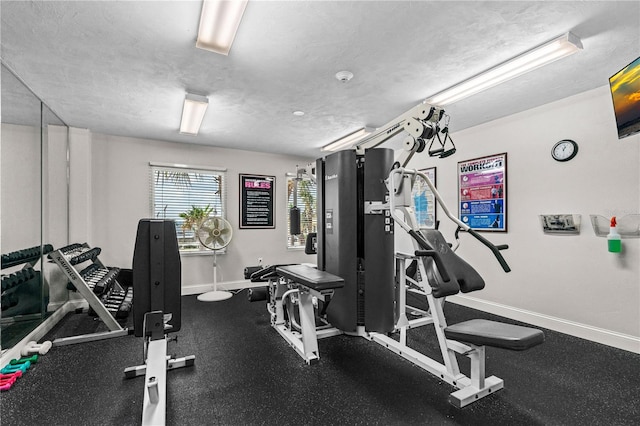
552 140 578 162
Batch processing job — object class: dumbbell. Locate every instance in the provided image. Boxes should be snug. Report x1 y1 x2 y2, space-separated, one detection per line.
80 263 100 278
10 355 38 365
87 269 108 284
104 304 122 312
57 243 83 254
0 382 15 390
0 371 22 381
0 381 16 391
108 294 125 302
20 340 52 356
94 269 119 295
69 247 102 265
2 293 19 309
2 274 16 292
0 371 22 385
1 275 15 292
117 301 132 317
1 361 30 375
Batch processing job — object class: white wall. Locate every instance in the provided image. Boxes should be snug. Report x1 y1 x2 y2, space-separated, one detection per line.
1 123 41 252
86 132 315 293
405 85 639 351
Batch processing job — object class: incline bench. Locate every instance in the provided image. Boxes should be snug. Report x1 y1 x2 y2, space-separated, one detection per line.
273 265 344 365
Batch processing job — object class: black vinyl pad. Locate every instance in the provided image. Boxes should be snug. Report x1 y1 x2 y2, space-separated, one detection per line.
276 265 344 291
444 319 545 351
422 230 485 295
250 264 294 282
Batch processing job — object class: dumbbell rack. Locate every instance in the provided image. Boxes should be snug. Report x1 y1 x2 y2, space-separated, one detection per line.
48 243 130 346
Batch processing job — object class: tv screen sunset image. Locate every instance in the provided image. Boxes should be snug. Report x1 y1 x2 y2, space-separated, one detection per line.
610 56 640 139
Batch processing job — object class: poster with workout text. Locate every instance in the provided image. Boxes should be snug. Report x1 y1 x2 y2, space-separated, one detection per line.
240 174 275 229
458 153 507 232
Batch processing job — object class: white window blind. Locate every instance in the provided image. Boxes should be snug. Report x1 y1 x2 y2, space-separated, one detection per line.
150 163 226 252
286 175 317 249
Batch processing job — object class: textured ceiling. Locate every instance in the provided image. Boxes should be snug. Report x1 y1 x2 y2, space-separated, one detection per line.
1 1 639 158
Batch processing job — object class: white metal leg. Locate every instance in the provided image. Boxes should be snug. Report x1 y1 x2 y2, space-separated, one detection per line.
124 312 195 425
142 339 167 426
298 291 319 362
273 289 320 365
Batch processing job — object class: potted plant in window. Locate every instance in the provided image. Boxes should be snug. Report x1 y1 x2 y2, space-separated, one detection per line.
179 205 214 249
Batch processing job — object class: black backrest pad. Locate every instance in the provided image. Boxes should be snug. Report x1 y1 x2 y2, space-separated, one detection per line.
132 219 181 337
277 264 344 291
421 230 485 296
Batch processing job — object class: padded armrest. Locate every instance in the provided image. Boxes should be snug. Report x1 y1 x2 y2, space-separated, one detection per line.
444 319 544 351
276 265 344 291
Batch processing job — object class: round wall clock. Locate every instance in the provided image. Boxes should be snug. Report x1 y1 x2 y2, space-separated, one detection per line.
551 139 578 162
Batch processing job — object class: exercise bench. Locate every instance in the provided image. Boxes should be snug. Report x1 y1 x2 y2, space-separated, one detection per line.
124 219 195 425
273 265 344 364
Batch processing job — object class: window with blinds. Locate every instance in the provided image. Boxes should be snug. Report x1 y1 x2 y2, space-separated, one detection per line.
286 175 317 249
150 163 226 252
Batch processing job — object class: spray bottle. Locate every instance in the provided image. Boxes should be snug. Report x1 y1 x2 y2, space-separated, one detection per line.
607 216 622 253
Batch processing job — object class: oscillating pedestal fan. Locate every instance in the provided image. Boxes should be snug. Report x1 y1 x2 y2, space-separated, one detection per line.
196 216 233 302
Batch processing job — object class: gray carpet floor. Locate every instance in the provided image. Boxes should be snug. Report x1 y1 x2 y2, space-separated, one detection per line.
1 291 639 425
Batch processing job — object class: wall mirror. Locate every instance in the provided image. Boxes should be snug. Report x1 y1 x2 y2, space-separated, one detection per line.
1 63 69 350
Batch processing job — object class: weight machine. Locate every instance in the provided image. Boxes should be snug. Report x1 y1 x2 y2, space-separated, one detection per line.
262 102 544 407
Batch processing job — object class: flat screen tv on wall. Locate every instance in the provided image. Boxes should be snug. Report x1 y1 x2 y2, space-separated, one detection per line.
609 56 640 140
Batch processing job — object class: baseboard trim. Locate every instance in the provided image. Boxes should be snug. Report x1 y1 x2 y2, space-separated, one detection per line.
1 300 85 368
448 294 640 354
181 280 259 296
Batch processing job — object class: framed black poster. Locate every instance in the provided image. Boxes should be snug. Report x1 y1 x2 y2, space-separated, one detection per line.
458 153 507 232
240 174 275 229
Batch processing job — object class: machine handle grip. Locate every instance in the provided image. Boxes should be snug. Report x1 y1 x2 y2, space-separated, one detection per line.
465 228 511 273
414 250 451 282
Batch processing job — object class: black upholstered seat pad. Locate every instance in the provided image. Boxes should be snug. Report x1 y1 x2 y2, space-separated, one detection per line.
276 265 344 291
444 319 544 351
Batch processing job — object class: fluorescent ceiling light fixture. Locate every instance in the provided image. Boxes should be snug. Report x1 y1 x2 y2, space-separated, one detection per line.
180 93 209 136
426 32 583 106
196 0 248 55
322 128 372 152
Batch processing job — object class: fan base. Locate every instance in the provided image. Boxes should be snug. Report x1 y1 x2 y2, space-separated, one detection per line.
197 290 233 302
